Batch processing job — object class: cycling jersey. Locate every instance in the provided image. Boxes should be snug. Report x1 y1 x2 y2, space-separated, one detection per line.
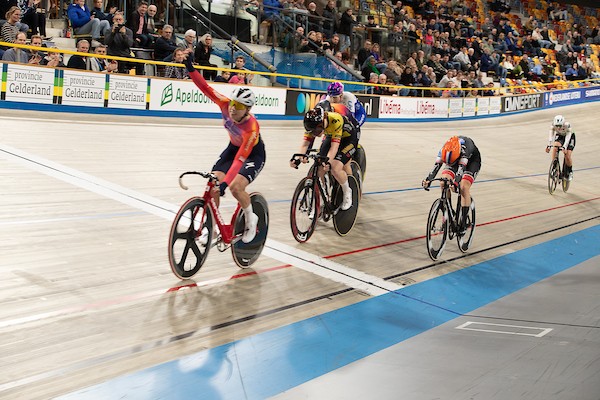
317 100 360 130
304 111 360 164
427 136 481 184
189 70 264 185
548 123 576 151
325 91 366 127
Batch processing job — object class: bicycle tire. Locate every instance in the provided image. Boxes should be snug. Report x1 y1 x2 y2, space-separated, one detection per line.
333 175 360 236
547 158 559 195
353 144 367 181
350 160 363 197
168 197 214 279
232 193 269 268
561 159 571 192
426 198 448 261
457 198 476 253
290 177 320 243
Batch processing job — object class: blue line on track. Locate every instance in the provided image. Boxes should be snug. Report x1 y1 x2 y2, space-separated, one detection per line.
59 224 600 400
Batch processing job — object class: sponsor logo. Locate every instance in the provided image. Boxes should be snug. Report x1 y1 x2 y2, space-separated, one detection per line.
585 89 600 98
295 92 327 113
546 90 581 105
502 94 541 112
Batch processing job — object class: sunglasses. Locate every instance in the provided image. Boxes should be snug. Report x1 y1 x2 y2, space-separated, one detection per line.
229 100 246 110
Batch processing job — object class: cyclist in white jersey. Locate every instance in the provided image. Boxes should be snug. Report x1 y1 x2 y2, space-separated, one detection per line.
323 82 366 127
546 114 576 180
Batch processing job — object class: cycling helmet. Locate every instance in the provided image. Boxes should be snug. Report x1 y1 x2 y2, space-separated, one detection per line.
230 87 255 107
327 82 344 97
441 136 461 165
553 114 564 127
304 107 325 132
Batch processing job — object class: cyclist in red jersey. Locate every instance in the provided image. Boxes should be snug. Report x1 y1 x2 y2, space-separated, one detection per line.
184 56 266 243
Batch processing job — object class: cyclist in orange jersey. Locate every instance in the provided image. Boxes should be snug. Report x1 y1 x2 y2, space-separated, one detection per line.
184 55 265 243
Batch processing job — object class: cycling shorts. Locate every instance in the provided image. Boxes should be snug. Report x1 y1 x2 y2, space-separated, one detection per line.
554 133 576 151
212 138 266 184
318 134 359 165
442 154 481 184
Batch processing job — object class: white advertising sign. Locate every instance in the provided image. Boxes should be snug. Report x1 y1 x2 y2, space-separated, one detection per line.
148 78 286 115
378 97 448 119
477 97 489 115
4 64 54 104
449 98 463 118
107 75 147 109
61 70 105 107
489 96 501 114
462 98 476 117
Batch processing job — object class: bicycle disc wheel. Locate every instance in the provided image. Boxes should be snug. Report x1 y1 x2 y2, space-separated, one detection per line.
333 175 360 236
457 199 476 253
232 193 269 268
547 159 559 195
353 144 367 181
168 197 214 279
426 199 448 261
290 177 320 243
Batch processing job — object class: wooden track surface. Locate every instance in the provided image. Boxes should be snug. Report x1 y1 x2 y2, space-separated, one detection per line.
0 104 599 399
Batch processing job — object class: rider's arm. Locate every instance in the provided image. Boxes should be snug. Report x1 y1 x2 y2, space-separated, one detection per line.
186 57 230 114
222 119 260 185
548 127 555 146
426 162 442 182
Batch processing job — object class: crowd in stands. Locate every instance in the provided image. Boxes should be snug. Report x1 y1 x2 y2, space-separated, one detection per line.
1 0 600 96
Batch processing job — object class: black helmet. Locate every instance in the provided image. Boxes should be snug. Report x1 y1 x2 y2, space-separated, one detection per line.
304 107 324 132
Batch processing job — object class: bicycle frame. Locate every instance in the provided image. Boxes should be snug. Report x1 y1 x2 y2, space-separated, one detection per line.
436 178 463 236
292 151 339 218
178 171 241 246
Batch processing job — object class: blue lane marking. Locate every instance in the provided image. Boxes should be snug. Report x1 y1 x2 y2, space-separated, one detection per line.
60 224 600 400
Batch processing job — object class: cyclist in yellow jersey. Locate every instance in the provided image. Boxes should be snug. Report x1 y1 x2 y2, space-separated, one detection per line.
290 106 360 210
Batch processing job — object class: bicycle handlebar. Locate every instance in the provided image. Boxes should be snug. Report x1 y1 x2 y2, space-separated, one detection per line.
178 171 219 190
424 177 459 193
290 152 329 169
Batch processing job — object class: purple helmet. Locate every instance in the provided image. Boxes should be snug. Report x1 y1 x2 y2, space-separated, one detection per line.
327 82 344 97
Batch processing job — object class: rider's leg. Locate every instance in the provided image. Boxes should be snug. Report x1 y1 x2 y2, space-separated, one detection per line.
565 149 573 178
459 177 473 230
213 171 226 208
330 159 352 210
228 175 258 243
440 170 454 206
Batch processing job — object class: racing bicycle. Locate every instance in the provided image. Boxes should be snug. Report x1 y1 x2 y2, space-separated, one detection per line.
424 177 476 261
547 145 571 194
290 150 360 242
168 171 269 279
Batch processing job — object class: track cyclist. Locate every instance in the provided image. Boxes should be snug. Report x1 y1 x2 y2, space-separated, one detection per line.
322 82 367 127
184 54 265 243
422 136 481 233
291 106 360 210
546 114 576 181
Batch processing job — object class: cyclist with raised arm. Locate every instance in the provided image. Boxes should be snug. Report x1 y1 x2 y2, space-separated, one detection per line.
546 114 576 181
422 136 481 233
291 107 359 210
322 82 367 127
184 55 265 243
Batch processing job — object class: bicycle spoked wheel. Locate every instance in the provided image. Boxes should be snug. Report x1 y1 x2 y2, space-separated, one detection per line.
290 177 320 243
168 197 214 279
457 199 476 253
547 159 559 195
333 175 360 236
426 199 448 261
232 193 269 268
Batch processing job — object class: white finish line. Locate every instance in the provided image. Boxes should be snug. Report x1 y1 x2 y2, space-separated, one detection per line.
456 321 553 338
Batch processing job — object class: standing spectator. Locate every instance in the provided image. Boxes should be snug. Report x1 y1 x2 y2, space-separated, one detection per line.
89 44 118 72
366 15 382 45
66 38 90 69
128 1 152 48
306 1 321 33
105 12 136 73
387 24 403 61
67 0 110 48
164 48 189 79
2 31 29 62
231 0 258 42
194 33 217 81
337 7 356 54
19 0 46 38
261 0 281 44
91 0 116 25
153 24 177 61
321 0 337 39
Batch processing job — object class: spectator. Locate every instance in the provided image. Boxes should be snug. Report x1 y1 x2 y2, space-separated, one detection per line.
229 55 253 84
20 0 46 38
146 4 159 37
229 70 246 84
306 1 321 33
91 0 116 25
321 0 336 39
361 55 380 82
178 29 196 54
490 0 510 14
67 0 110 48
357 39 372 70
453 46 471 71
482 81 496 96
326 33 341 55
40 47 65 67
128 1 152 48
399 65 417 96
564 63 578 81
337 7 357 54
214 70 231 82
366 15 382 45
89 44 118 72
153 24 177 61
2 31 29 62
66 39 90 69
194 33 217 81
231 0 258 42
27 33 43 64
105 12 136 74
387 24 403 61
164 48 189 79
2 6 28 45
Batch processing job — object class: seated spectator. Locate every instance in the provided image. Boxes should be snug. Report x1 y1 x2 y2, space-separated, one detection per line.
92 0 116 25
373 73 395 95
164 48 189 79
2 31 29 62
66 39 90 69
564 63 579 81
482 81 496 96
178 29 196 54
384 59 402 84
128 1 152 48
40 48 65 67
27 34 45 65
89 44 118 72
21 0 46 38
523 33 542 56
146 4 159 38
67 0 110 48
361 55 380 82
229 55 253 84
105 12 136 74
453 46 471 71
153 24 177 61
229 71 246 84
2 6 28 46
399 65 417 96
194 33 217 81
214 70 231 82
366 72 379 94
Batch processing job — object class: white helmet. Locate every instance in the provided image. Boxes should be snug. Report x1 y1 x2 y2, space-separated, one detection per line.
230 87 255 107
553 115 564 127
